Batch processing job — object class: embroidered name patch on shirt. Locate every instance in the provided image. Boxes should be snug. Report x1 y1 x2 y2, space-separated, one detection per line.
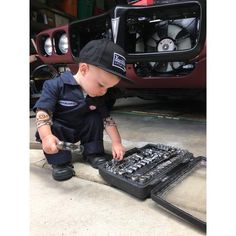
58 100 78 107
112 53 126 72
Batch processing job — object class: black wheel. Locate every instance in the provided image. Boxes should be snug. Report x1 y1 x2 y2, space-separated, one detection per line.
30 64 58 108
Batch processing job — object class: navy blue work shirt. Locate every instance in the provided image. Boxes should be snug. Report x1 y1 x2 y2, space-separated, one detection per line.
33 71 110 128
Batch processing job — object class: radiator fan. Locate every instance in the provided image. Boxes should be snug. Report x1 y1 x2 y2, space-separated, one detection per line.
136 20 193 73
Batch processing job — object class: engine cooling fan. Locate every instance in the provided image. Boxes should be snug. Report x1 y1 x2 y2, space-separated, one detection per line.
135 20 193 72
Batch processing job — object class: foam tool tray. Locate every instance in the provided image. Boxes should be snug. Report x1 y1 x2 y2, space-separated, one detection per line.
98 144 193 199
98 143 206 231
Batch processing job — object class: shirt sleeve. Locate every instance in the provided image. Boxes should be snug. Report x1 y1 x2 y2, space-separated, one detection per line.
33 79 59 113
98 97 110 119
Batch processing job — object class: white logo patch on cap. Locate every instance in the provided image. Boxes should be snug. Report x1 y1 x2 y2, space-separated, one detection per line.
112 53 126 72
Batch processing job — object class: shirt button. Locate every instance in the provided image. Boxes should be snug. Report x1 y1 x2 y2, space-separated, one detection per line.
89 105 96 110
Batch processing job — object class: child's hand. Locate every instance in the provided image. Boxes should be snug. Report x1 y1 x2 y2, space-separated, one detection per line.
112 142 125 161
41 134 59 154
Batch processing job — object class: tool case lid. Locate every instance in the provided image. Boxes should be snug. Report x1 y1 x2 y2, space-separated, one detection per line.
150 156 206 232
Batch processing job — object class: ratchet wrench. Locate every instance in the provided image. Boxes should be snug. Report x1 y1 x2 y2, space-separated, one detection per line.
57 141 84 154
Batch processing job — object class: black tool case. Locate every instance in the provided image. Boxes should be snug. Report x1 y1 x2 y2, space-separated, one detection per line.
98 144 206 231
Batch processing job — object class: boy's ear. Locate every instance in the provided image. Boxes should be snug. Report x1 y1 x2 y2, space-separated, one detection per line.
79 63 89 76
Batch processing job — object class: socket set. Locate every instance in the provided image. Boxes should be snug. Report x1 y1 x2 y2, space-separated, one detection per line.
98 144 193 199
99 143 206 231
98 144 206 231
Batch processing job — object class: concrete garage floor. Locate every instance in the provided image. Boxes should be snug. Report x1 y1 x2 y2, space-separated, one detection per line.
30 97 206 236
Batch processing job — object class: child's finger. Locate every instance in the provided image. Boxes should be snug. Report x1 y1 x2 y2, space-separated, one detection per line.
116 151 123 160
51 143 59 153
112 150 116 159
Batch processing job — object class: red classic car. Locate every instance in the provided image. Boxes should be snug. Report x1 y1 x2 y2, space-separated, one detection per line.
31 0 206 106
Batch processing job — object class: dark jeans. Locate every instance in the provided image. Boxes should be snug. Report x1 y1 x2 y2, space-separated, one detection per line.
36 111 104 165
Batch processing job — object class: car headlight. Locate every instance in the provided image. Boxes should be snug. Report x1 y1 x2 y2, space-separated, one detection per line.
58 34 68 54
44 37 52 56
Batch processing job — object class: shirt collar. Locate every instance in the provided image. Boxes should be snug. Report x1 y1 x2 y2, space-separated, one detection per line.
61 71 78 85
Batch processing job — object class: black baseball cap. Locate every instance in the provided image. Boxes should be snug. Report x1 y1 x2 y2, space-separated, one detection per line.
78 39 133 83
